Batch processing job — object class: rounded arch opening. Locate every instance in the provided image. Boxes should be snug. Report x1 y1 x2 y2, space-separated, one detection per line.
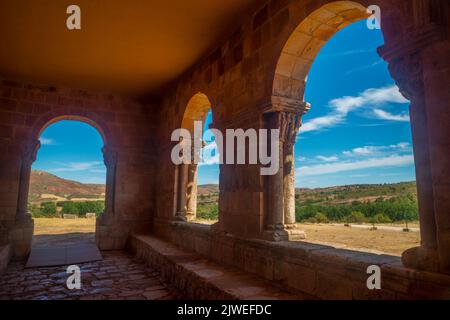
35 115 108 147
175 93 220 224
272 1 370 101
27 118 109 249
268 2 418 255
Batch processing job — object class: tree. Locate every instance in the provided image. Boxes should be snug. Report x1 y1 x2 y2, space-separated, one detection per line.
372 213 391 224
41 202 57 217
347 211 366 223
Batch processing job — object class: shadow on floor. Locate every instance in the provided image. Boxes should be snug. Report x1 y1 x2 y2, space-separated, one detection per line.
32 232 95 248
27 232 100 268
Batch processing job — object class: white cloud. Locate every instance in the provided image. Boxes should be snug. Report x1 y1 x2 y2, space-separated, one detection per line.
329 85 408 113
322 49 373 58
342 142 410 157
40 137 56 145
373 109 410 122
316 155 339 162
51 161 104 172
297 156 307 162
300 114 345 133
391 142 409 149
345 60 384 76
296 154 414 177
300 85 409 133
199 141 220 166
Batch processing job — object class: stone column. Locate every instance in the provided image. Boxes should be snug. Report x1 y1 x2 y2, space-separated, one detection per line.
10 140 40 259
262 101 309 241
282 112 304 228
383 52 440 271
176 137 203 222
102 146 118 218
175 163 189 221
185 163 198 221
263 112 286 240
16 140 40 221
379 23 447 271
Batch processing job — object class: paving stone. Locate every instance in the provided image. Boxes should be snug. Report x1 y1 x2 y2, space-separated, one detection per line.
0 251 179 300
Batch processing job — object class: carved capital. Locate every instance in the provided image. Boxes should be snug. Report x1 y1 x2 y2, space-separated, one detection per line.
280 112 302 148
102 146 118 168
387 52 424 100
23 140 41 166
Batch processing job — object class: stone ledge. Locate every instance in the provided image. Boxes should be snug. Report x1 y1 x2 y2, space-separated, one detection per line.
128 234 308 300
153 221 450 299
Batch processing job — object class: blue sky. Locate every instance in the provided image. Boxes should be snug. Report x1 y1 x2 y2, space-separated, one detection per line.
34 20 415 188
33 121 106 184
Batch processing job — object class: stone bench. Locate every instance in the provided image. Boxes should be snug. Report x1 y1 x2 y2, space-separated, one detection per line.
128 234 307 300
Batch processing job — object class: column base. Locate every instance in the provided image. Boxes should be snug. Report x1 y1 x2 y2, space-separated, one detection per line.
402 245 440 272
9 214 34 260
262 223 306 241
95 214 128 250
262 227 290 241
174 212 188 222
286 228 306 240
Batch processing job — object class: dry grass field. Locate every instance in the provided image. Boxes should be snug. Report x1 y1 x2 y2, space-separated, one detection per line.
33 218 96 247
33 218 420 256
296 223 420 256
34 218 96 235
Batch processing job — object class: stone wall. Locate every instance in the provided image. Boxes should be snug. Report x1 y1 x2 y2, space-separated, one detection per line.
153 0 450 273
0 79 155 257
152 222 450 299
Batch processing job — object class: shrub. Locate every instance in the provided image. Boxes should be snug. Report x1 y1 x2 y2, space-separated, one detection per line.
28 203 42 217
196 202 218 220
314 212 328 223
347 211 366 223
40 202 58 217
372 213 392 224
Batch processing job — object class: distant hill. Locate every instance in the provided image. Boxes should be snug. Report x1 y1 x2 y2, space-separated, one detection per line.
295 181 417 206
197 184 219 195
29 169 416 208
196 181 417 205
29 170 105 203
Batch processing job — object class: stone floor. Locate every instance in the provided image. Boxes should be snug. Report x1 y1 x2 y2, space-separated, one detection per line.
0 250 179 300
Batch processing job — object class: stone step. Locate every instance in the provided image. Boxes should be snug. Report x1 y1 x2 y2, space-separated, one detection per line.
128 234 305 300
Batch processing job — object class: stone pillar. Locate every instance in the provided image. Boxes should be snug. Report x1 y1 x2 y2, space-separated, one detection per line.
16 140 40 221
378 10 448 271
10 140 40 259
96 146 126 251
282 112 304 228
175 163 189 221
263 108 308 241
380 51 440 271
185 163 198 221
102 146 118 218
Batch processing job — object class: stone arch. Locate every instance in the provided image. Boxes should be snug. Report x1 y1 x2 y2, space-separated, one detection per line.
31 111 112 148
181 92 213 133
22 113 116 225
175 92 216 222
272 1 370 101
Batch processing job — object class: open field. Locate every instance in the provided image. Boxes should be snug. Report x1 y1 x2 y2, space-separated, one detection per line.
33 218 96 247
296 223 420 256
33 218 420 256
34 218 96 235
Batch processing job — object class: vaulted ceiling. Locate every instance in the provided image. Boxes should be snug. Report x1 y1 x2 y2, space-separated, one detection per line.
0 0 259 98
